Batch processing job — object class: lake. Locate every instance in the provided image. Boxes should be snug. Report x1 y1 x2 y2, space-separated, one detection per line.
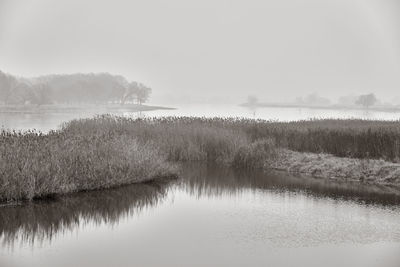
1 103 400 132
1 104 400 266
1 163 400 267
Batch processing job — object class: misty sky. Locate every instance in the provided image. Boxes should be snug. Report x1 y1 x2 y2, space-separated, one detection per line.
0 0 399 103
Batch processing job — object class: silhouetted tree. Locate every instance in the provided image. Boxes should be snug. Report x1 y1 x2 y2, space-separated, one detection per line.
136 84 151 105
0 71 151 105
122 82 151 105
355 93 377 108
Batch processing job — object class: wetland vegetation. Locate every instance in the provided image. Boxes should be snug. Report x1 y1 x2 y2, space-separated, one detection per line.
2 115 400 202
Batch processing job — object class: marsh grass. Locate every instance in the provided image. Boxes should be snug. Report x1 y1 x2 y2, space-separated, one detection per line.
233 139 278 169
63 115 400 161
0 130 177 202
2 115 400 202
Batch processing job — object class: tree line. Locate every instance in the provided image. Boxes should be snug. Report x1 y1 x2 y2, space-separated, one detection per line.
0 71 151 105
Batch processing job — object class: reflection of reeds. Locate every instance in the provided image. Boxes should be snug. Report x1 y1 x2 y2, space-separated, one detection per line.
1 163 400 247
180 163 400 207
0 180 172 247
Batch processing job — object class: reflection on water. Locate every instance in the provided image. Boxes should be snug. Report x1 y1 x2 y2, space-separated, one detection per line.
0 180 172 247
181 163 400 207
1 164 400 245
1 164 400 266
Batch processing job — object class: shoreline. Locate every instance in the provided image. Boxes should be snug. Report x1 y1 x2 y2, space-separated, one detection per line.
269 149 400 186
240 102 400 113
0 103 175 114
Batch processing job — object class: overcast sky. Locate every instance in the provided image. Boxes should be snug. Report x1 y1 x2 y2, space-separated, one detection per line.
0 0 399 103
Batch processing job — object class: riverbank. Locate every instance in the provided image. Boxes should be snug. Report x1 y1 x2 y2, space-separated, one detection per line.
269 149 400 186
2 115 400 202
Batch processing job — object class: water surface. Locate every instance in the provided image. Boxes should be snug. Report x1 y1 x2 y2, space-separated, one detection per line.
1 163 400 267
2 103 400 132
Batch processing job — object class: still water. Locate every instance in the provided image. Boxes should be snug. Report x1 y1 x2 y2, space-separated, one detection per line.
1 103 400 132
1 163 400 267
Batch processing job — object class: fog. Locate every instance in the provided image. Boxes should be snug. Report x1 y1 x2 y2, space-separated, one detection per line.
1 0 400 104
3 3 400 266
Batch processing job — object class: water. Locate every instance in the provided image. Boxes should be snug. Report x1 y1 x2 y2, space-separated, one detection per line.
144 103 400 121
1 103 400 132
1 163 400 267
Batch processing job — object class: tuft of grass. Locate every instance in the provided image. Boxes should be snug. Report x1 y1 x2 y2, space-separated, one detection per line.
233 139 278 169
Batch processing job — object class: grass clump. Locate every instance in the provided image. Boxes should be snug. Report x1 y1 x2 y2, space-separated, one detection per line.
239 119 400 162
62 115 251 163
233 139 278 169
0 130 176 202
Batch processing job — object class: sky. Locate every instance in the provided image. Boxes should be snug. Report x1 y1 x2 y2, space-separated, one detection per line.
0 0 399 104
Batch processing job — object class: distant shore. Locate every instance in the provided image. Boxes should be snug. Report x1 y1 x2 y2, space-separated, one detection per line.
0 103 175 114
240 102 400 113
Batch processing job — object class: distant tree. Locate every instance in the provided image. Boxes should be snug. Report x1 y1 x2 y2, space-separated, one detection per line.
0 71 151 105
7 82 33 105
0 71 17 104
247 95 258 106
294 96 304 104
304 93 331 106
122 82 151 105
355 93 377 108
337 95 357 106
136 84 151 105
121 82 138 104
32 83 53 105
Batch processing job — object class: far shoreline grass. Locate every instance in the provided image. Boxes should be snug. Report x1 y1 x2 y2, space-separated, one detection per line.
2 115 400 202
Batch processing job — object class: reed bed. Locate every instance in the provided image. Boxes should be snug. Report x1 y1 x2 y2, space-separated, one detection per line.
2 115 400 201
0 130 177 201
63 115 400 161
